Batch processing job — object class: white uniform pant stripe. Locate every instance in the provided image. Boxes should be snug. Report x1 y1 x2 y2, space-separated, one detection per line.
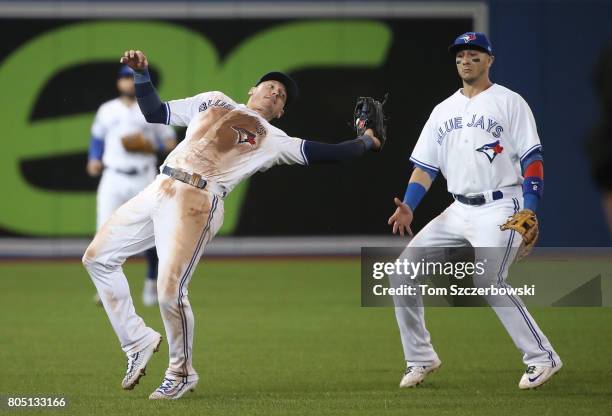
176 195 219 377
499 198 556 367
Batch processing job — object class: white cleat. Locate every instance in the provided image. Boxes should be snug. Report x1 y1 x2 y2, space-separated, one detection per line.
142 279 158 306
399 358 442 388
121 334 163 390
149 376 198 400
518 362 563 390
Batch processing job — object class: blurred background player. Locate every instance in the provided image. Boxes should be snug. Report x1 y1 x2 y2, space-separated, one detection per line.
87 65 177 306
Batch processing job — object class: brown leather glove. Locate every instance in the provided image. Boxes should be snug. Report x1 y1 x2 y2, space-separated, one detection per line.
121 133 156 153
499 209 539 261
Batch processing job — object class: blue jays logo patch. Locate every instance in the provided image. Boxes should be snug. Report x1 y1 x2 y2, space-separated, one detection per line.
461 33 477 43
232 126 257 145
476 140 504 163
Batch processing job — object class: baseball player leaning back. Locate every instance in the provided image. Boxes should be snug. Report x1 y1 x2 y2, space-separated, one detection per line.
82 49 384 400
387 32 561 390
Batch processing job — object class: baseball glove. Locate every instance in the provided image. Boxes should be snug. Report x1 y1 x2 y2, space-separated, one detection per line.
499 209 539 260
353 93 389 151
121 133 155 154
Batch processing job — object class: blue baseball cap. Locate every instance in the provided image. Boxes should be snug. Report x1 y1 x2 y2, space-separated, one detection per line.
117 65 134 78
449 32 493 55
257 71 299 108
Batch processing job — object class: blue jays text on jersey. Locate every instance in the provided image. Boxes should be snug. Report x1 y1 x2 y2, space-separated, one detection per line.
198 98 235 113
435 114 504 145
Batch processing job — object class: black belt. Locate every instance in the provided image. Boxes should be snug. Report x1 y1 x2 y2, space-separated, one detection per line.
162 166 207 189
453 190 503 206
110 166 149 176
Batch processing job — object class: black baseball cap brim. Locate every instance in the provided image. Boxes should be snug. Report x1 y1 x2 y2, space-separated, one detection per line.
257 71 299 108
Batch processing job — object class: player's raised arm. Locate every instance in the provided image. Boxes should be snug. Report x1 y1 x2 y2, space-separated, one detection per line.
120 50 169 124
388 166 438 236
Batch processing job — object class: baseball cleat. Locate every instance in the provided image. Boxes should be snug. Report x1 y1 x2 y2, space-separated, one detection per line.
142 279 158 306
399 358 442 388
518 362 563 390
121 334 163 390
149 376 198 400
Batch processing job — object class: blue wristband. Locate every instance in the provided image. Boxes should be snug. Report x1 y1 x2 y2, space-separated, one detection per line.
88 136 104 160
403 182 427 212
133 68 151 84
522 176 543 212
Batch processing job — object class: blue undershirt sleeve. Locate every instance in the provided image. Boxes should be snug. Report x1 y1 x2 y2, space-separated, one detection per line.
134 69 169 124
302 135 374 164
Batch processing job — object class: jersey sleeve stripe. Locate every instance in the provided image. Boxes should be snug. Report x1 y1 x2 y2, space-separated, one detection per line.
300 140 309 165
165 102 171 125
409 156 439 172
519 144 542 162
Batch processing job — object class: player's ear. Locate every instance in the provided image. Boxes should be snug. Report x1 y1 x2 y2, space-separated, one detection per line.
248 87 255 97
488 55 495 67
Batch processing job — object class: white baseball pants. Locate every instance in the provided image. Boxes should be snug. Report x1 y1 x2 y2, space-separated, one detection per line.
83 174 224 381
96 167 156 230
393 190 561 368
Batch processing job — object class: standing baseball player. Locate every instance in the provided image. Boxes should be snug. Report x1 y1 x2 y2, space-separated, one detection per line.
87 65 177 306
82 49 387 400
387 32 561 390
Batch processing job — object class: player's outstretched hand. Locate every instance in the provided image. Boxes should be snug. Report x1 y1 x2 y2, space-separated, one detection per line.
388 197 414 237
119 50 148 71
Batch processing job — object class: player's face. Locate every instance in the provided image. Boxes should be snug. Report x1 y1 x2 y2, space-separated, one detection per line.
247 80 287 121
117 76 136 99
455 49 493 84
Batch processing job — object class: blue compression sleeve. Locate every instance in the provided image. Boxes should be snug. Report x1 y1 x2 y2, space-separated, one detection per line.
134 69 169 124
403 182 427 211
523 193 539 212
88 136 104 160
521 149 544 212
302 135 374 164
401 164 438 211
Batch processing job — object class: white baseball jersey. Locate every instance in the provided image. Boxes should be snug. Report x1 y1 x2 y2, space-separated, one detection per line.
92 98 176 171
161 91 307 194
410 84 541 196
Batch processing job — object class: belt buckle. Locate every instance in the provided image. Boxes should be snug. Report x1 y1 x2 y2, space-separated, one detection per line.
189 173 202 188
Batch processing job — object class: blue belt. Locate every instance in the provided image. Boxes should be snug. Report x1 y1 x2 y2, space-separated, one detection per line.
453 190 503 206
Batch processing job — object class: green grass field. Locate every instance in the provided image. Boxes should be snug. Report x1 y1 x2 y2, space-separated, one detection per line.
1 259 611 415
